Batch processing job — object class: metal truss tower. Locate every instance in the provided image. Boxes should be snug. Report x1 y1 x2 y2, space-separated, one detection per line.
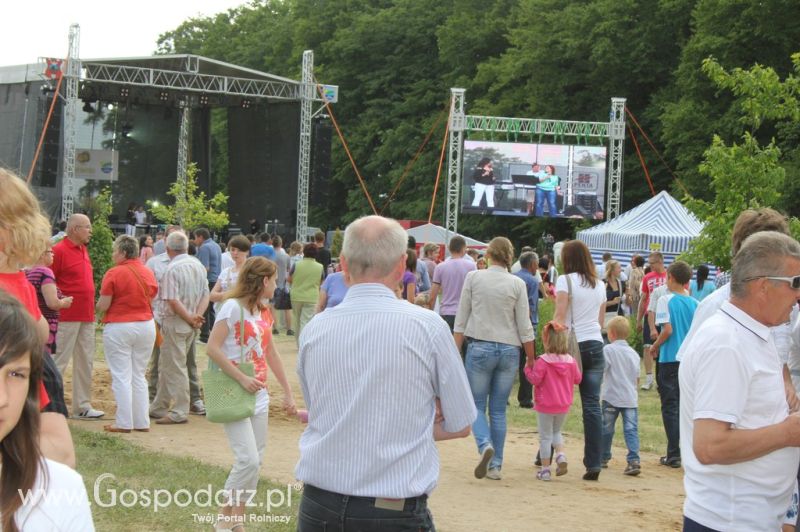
176 101 191 224
296 50 313 242
61 23 81 219
608 98 627 219
444 91 626 235
445 88 466 235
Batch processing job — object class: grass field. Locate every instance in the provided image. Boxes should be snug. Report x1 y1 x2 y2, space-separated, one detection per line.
74 429 298 531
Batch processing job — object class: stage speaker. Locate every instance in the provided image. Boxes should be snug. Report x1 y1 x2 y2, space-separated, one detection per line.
39 94 61 188
311 120 332 205
576 192 597 212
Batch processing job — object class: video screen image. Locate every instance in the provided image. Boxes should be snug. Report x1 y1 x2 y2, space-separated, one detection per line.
461 140 606 220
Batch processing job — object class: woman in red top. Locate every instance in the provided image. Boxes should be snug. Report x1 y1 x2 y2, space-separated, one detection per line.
97 235 158 433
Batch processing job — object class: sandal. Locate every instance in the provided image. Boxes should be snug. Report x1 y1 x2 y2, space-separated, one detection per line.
555 453 568 476
537 467 551 481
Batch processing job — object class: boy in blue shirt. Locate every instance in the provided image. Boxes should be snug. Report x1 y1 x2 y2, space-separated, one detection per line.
649 261 697 468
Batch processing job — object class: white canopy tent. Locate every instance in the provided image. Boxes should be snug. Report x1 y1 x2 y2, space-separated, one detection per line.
576 190 707 273
406 223 487 253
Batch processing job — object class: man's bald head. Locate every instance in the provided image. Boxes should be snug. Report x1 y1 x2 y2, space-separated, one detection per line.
342 215 407 281
67 214 92 244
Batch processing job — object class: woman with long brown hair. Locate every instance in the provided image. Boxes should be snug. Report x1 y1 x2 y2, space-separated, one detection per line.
454 237 535 481
0 292 93 531
206 257 296 531
552 240 607 480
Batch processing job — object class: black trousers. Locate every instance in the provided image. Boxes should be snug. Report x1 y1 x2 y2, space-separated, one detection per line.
41 351 67 416
517 323 536 407
200 280 215 341
297 484 435 532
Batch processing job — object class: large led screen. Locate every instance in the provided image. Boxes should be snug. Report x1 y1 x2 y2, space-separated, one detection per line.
461 140 606 220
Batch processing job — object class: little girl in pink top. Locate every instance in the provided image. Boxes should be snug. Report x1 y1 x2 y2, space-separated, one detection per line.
525 324 582 481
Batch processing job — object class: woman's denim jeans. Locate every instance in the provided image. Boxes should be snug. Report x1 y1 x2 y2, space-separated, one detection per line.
579 340 605 472
465 340 519 470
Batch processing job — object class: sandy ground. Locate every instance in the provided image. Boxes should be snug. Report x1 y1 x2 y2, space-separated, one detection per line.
66 334 684 531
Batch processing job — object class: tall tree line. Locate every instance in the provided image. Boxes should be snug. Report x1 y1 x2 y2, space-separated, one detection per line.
156 0 800 244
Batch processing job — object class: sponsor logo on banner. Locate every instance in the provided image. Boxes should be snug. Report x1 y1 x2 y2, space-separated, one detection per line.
75 150 118 181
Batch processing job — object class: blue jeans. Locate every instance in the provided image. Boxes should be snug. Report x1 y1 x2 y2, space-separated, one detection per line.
298 485 435 532
601 401 640 463
578 340 605 471
658 362 681 461
535 188 557 216
465 340 519 470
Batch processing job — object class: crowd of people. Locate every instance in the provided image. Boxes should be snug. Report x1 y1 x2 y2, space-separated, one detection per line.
1 161 800 531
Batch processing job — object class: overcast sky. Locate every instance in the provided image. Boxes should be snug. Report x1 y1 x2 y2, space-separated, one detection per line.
2 0 247 66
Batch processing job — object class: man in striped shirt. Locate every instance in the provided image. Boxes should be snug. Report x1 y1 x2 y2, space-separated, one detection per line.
296 215 476 531
149 232 209 425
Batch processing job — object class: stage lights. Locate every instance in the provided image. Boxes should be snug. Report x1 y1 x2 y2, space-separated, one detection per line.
241 99 252 109
82 100 95 113
121 123 133 138
199 94 209 106
159 91 169 102
120 87 130 98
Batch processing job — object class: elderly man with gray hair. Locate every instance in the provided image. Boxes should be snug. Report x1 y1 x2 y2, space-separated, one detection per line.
679 231 800 532
295 215 476 531
149 231 209 425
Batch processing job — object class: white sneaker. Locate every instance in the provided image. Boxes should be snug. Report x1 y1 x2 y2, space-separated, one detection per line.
75 408 104 419
190 400 206 415
486 468 502 480
641 376 654 390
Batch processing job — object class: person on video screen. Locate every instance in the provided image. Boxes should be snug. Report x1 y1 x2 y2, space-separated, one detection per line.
535 165 559 217
471 158 496 211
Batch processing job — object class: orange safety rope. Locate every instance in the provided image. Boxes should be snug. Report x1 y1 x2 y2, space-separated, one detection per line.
312 77 378 214
627 123 656 196
625 108 690 196
380 107 447 214
428 111 451 224
26 73 64 183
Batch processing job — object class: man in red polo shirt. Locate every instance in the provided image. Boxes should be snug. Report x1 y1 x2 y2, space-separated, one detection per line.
53 213 104 419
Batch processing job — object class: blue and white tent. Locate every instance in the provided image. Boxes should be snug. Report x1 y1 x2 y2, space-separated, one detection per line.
577 190 705 272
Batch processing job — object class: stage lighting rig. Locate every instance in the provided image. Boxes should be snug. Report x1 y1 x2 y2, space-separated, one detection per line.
121 123 133 138
120 87 130 98
159 91 169 102
82 100 95 113
199 94 209 106
241 99 252 109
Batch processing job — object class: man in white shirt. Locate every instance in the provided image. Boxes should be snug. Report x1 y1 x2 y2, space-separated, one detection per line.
680 231 800 531
295 215 476 530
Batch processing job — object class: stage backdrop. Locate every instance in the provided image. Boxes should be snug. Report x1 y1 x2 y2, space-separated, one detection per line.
227 102 301 238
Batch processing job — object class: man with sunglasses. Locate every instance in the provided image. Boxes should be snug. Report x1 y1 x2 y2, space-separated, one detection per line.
679 231 800 532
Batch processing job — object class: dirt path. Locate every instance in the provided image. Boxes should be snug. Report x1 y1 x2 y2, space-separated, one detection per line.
68 335 684 531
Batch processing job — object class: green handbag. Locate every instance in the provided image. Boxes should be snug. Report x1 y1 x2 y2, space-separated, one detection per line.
202 304 257 423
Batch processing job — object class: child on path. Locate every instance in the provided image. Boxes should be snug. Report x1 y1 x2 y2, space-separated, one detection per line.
648 261 697 468
525 323 582 481
601 316 642 476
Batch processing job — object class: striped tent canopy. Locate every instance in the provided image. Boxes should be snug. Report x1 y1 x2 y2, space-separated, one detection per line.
576 190 706 272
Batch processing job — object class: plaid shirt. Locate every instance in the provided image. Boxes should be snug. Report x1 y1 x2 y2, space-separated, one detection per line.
161 254 209 318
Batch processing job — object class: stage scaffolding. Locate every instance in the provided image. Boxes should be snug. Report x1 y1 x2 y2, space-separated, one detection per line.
59 25 335 240
444 88 626 235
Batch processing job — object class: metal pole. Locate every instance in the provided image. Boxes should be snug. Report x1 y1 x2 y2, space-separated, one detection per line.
607 98 626 220
176 102 191 225
445 88 465 238
61 23 80 219
295 51 313 242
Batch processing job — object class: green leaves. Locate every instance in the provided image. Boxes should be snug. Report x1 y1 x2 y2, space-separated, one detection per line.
149 163 230 231
87 188 115 294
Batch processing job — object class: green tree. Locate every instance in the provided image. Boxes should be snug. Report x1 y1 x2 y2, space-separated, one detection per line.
330 228 344 258
682 53 800 268
682 133 785 269
149 163 230 230
86 188 115 294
